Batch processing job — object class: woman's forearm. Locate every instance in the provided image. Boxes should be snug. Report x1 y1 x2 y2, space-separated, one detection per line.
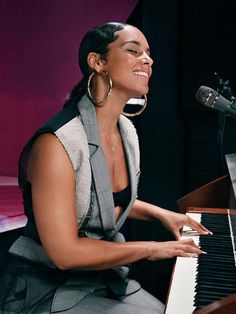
48 237 150 270
45 236 204 271
128 199 167 221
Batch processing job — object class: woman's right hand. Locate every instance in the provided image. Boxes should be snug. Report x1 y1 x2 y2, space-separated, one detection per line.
146 238 205 261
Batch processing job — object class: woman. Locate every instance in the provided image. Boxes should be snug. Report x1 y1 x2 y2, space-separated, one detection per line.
1 22 210 313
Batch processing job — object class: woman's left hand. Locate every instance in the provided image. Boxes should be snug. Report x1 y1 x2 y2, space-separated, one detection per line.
160 209 212 240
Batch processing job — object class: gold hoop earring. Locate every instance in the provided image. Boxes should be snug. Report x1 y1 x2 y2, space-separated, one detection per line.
122 95 147 117
87 71 112 105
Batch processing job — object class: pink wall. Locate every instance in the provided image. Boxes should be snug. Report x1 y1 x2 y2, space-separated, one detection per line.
0 0 138 176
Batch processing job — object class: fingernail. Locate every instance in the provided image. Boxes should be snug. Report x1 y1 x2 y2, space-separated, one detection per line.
201 251 207 254
203 231 213 235
189 253 198 258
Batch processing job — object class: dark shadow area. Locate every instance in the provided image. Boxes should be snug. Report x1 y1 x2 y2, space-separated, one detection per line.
126 0 236 304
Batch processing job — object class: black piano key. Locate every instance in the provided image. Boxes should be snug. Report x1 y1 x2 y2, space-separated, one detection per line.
196 275 236 284
195 281 236 291
196 282 236 291
197 256 235 264
198 255 234 262
196 269 236 278
200 238 232 245
200 238 232 244
197 274 236 282
193 212 236 310
195 290 231 298
200 243 233 249
195 292 234 304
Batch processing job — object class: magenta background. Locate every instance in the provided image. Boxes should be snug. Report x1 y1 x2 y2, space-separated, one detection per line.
0 0 138 176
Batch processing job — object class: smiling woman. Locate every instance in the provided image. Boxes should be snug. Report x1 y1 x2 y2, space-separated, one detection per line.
0 22 210 314
102 25 153 99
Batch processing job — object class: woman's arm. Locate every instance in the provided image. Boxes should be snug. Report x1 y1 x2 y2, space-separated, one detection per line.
27 134 204 271
128 199 212 239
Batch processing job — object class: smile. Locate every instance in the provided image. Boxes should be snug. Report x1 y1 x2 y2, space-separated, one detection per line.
133 71 148 78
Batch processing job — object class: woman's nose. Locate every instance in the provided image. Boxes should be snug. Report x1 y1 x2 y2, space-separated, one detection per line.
141 54 153 66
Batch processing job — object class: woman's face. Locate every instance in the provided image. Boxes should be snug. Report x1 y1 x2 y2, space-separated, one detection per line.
104 25 153 99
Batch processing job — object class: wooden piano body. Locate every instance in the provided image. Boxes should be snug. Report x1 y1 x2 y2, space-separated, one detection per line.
165 154 236 314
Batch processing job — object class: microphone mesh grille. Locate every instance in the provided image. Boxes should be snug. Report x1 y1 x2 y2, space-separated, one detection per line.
195 86 219 107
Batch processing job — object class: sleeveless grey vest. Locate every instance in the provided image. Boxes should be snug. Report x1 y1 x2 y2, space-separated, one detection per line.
8 95 142 306
10 95 141 262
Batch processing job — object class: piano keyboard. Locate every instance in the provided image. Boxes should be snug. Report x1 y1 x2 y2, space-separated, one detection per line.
165 212 236 314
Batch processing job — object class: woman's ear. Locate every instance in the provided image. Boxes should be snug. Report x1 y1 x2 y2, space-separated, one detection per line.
87 52 104 72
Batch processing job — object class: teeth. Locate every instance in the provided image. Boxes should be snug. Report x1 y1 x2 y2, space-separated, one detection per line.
134 71 148 77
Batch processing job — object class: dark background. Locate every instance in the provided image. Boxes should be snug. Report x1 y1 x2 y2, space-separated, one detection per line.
126 0 236 302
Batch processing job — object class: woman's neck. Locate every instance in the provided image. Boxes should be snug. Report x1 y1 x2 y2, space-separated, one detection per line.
95 95 124 132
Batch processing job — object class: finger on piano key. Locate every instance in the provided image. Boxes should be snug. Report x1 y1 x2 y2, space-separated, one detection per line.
184 212 213 235
182 230 201 236
187 251 207 258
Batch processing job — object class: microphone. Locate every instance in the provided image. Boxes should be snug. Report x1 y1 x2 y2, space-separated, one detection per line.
195 85 236 118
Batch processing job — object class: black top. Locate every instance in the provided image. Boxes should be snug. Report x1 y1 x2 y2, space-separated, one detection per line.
113 185 131 208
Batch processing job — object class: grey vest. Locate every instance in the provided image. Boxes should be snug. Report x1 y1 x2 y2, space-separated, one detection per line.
9 95 142 308
10 95 140 263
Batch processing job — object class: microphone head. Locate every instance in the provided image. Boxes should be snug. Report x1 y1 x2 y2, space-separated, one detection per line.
195 86 219 108
195 85 233 114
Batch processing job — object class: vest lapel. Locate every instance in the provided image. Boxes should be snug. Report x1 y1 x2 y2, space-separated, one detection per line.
77 96 115 232
110 117 138 236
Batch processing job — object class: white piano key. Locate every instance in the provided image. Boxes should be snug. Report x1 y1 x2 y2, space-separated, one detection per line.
183 212 201 232
165 256 198 314
165 213 201 314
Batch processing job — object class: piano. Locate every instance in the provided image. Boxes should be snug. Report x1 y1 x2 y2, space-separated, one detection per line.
165 153 236 314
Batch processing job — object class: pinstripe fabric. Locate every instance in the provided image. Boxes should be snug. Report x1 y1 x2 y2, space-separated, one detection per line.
1 95 164 313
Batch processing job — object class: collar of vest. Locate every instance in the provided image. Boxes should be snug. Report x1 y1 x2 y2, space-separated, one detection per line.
77 95 139 237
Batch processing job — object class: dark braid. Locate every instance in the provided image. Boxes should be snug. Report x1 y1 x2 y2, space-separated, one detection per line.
63 22 127 108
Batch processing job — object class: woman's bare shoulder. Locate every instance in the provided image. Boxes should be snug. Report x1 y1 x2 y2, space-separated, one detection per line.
27 133 73 181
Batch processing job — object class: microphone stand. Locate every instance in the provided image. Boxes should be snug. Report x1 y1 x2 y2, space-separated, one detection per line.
214 73 235 176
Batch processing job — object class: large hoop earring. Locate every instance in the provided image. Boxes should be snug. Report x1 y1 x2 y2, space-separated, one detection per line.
122 95 147 117
87 71 112 105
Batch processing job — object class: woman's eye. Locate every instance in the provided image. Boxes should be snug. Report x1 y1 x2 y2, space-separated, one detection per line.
127 49 138 54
